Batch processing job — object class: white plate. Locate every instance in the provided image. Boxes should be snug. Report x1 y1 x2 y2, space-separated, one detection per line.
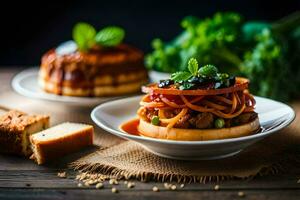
91 95 295 160
12 68 120 107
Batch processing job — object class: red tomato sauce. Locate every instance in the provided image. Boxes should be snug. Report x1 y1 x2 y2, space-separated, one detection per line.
120 118 141 136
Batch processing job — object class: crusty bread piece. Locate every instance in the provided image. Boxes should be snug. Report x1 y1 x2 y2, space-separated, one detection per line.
30 122 93 165
0 110 50 156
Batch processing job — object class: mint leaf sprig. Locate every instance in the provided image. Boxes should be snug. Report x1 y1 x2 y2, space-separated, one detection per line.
72 22 96 51
95 26 125 46
170 58 219 83
188 58 199 76
72 22 125 51
167 57 234 90
170 58 198 82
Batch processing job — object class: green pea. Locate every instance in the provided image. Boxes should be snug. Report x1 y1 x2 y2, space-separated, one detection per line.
198 64 218 78
214 118 225 128
151 116 160 126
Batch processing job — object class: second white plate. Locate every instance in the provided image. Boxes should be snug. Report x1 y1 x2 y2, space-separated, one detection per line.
11 68 120 107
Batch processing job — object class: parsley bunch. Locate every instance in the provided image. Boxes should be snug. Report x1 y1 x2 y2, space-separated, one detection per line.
146 12 300 101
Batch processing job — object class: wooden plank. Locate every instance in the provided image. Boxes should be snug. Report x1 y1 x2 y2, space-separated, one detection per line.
0 146 99 170
0 189 299 200
0 155 69 170
0 170 299 190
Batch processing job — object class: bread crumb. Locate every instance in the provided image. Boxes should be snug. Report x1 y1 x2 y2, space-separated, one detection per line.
238 191 245 197
109 179 118 185
127 182 135 188
180 184 185 188
164 183 171 189
95 183 104 189
112 187 118 193
77 183 82 187
171 185 177 190
57 172 67 178
214 185 220 191
152 186 159 192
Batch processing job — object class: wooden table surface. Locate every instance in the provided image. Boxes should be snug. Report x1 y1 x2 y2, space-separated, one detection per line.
0 68 300 200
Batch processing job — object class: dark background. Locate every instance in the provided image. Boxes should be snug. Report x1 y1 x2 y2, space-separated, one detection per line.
0 0 299 66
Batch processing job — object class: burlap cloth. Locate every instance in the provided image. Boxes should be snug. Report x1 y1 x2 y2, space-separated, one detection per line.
1 90 300 183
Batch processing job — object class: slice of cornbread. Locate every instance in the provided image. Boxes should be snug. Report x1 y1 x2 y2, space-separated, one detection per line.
30 122 93 165
0 110 50 156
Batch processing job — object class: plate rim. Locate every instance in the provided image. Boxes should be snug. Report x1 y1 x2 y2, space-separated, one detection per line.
11 67 115 105
91 95 296 145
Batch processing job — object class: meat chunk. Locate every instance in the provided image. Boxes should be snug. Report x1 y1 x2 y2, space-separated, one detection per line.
174 114 190 129
189 113 214 129
233 112 258 125
137 107 148 122
163 109 181 119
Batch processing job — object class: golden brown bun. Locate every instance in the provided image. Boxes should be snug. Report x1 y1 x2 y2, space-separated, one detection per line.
138 117 260 141
39 44 148 97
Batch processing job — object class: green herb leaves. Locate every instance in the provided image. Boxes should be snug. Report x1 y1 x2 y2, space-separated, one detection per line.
171 58 198 82
171 71 192 82
168 58 234 90
146 12 242 73
171 58 218 82
95 26 125 46
73 23 96 51
188 58 198 76
198 64 218 78
72 22 125 51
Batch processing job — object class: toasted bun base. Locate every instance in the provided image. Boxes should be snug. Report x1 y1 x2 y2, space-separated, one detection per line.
138 117 260 141
38 77 147 97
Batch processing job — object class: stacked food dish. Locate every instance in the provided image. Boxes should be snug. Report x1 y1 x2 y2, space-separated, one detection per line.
39 23 148 97
122 58 260 141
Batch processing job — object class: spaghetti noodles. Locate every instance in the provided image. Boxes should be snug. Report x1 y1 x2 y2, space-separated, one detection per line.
138 82 255 128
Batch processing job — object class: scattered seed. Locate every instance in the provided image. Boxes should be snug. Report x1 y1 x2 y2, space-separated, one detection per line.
95 183 104 189
84 182 90 187
112 187 118 193
152 186 159 192
171 185 177 190
77 183 83 187
109 179 119 185
297 179 300 183
57 172 67 178
25 183 31 187
214 185 220 191
180 184 185 188
164 183 171 189
124 181 128 185
238 191 245 197
127 182 135 188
